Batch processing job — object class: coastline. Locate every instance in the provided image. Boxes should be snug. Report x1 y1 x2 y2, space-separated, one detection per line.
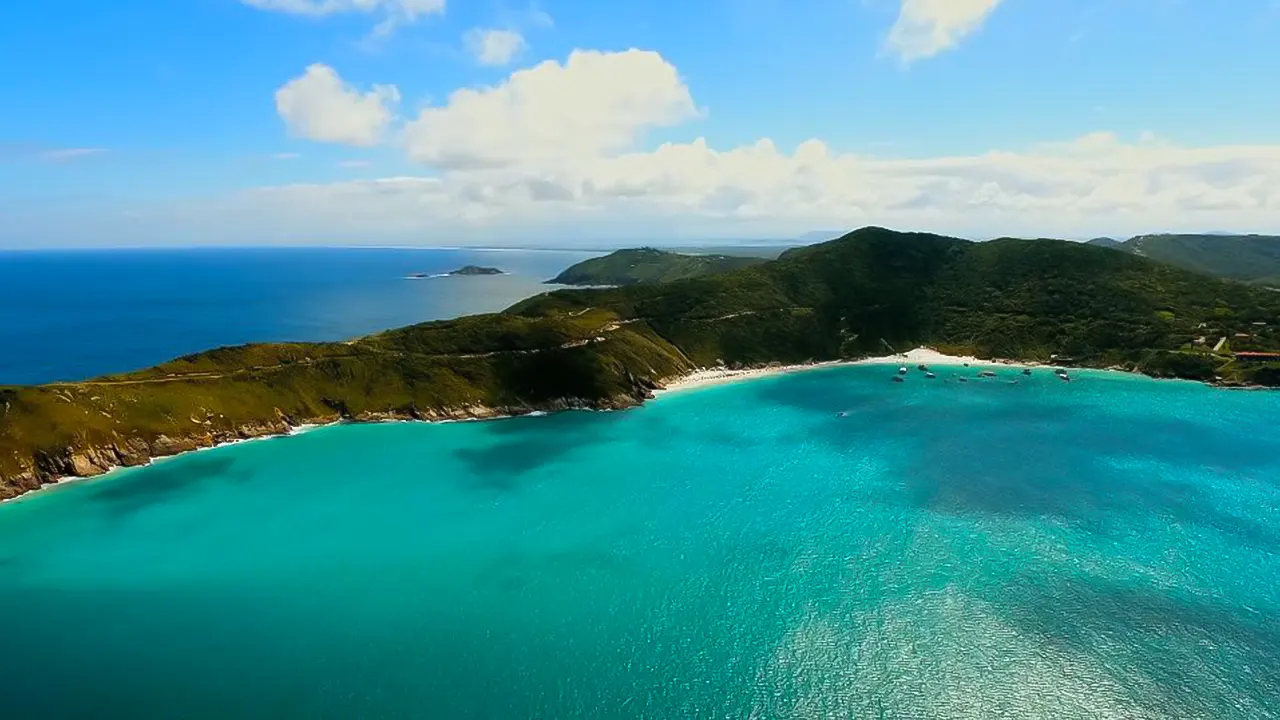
0 347 1259 506
0 402 611 506
653 347 1043 395
1 422 321 506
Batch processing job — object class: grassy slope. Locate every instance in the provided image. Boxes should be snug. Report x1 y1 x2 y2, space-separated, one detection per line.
1105 234 1280 284
547 248 766 286
519 228 1280 373
0 309 692 493
4 227 1280 495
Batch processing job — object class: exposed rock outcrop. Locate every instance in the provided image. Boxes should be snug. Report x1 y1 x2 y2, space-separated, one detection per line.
1 394 648 502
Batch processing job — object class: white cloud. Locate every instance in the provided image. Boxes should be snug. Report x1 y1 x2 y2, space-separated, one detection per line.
464 28 527 66
338 159 374 168
885 0 1006 62
242 0 445 37
40 49 1276 246
403 49 700 169
275 64 400 146
241 0 444 19
185 131 1280 244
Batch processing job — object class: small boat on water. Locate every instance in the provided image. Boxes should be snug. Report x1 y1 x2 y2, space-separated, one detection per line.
1022 368 1033 376
958 376 969 383
917 364 929 372
925 372 937 379
979 370 997 378
1054 368 1069 376
891 375 905 383
898 366 909 375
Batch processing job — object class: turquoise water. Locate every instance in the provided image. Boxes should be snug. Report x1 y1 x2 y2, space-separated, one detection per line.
2 366 1279 718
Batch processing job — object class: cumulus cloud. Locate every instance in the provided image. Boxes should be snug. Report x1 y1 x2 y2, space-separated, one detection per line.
403 49 700 169
885 0 1006 62
210 131 1280 243
464 28 527 66
275 64 400 146
106 48 1279 246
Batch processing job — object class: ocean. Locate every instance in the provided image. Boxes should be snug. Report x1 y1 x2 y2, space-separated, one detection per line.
2 366 1278 718
0 247 595 385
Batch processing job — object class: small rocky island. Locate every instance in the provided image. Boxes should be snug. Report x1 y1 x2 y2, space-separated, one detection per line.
449 265 504 276
408 265 505 278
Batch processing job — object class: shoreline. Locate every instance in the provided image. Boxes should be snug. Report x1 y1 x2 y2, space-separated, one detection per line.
0 403 602 506
0 422 323 506
0 347 1265 506
654 347 1047 395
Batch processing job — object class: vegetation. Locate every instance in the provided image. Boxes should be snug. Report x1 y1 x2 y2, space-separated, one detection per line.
547 248 766 286
448 265 504 276
1093 233 1280 286
4 227 1280 497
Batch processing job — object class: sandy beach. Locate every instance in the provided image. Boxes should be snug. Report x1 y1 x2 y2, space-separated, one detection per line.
655 347 1040 396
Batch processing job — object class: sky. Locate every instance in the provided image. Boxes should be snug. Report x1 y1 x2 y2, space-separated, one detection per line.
1 0 1279 248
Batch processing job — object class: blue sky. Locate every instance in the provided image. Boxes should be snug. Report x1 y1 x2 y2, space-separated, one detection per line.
2 0 1279 247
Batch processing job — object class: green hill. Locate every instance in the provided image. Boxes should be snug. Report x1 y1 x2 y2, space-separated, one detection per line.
1093 233 1280 286
4 227 1280 498
1086 237 1124 249
548 247 766 286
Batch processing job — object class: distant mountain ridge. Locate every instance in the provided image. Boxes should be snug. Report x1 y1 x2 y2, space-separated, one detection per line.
1090 233 1280 286
1086 237 1124 249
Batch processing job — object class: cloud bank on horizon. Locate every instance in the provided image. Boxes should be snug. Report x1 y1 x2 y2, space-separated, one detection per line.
4 0 1279 246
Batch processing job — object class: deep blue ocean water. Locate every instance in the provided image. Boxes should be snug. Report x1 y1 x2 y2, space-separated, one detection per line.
2 366 1278 718
0 247 594 385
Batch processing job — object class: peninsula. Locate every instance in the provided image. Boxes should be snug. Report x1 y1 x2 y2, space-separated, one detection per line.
3 227 1279 499
548 248 764 286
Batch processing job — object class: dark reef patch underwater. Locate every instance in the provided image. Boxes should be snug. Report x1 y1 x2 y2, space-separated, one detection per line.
2 365 1279 718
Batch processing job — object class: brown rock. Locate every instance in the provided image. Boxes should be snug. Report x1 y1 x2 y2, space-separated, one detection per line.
68 453 109 478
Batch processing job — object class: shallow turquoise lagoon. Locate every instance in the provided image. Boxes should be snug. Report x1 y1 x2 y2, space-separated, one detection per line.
2 366 1279 718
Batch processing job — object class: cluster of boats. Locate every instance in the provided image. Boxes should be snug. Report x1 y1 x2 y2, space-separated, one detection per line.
891 364 1072 383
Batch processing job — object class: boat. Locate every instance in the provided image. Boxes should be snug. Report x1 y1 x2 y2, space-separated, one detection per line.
898 366 908 375
979 370 997 378
958 376 969 383
1058 374 1071 382
891 376 905 383
1054 368 1069 376
917 364 929 372
925 372 937 379
1022 368 1032 376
